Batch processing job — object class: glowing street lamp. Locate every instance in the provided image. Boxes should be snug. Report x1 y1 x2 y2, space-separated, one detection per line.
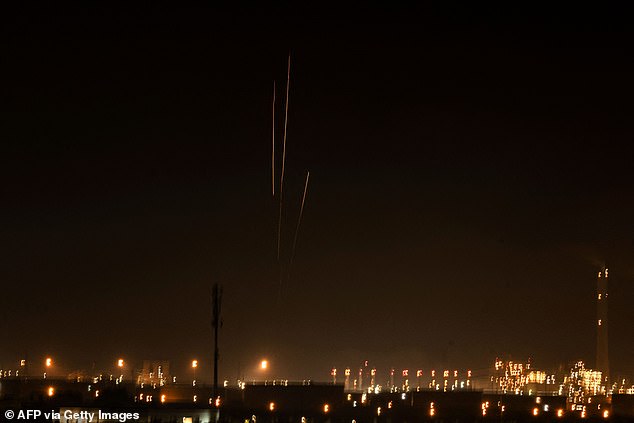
115 358 126 383
260 360 268 370
44 357 53 378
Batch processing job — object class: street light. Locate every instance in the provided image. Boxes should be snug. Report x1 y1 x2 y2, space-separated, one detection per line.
116 359 125 383
44 357 53 378
192 360 198 386
260 360 268 370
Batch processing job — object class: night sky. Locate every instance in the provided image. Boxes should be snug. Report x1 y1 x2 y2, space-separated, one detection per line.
2 5 633 383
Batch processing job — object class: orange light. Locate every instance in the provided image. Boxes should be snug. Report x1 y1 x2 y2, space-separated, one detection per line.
269 402 275 411
533 407 539 416
323 404 330 413
603 410 609 419
117 359 124 368
557 409 564 418
261 360 268 370
45 358 53 367
47 387 54 397
161 394 166 403
192 360 198 368
214 397 221 407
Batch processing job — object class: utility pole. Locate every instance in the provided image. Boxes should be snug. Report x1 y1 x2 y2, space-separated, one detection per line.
212 283 223 400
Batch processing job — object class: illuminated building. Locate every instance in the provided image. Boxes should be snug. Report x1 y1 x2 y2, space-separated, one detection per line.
561 361 604 401
596 267 610 387
138 360 171 387
491 358 557 395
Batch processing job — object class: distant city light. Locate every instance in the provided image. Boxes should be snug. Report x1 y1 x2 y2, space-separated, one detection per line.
117 359 124 368
260 360 268 370
192 360 198 368
45 358 52 367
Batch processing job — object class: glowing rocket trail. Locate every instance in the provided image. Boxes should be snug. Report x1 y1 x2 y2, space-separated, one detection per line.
288 170 310 278
277 54 291 261
280 54 290 199
272 81 276 197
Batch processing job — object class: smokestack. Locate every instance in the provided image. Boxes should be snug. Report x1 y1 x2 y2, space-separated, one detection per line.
596 267 609 389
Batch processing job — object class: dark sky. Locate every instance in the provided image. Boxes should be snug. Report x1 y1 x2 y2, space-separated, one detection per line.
2 5 633 383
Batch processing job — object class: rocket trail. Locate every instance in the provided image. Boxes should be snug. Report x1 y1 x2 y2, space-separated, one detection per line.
280 54 290 199
288 170 310 280
277 53 291 261
272 81 276 197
